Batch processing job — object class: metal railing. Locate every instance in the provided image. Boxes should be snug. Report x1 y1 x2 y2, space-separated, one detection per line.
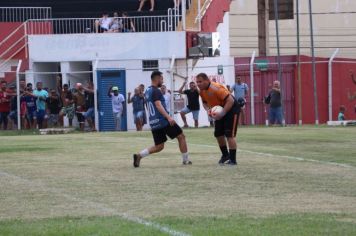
0 7 52 22
26 14 182 35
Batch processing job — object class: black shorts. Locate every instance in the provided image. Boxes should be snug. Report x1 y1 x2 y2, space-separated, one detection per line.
151 123 183 145
214 104 240 138
76 112 85 123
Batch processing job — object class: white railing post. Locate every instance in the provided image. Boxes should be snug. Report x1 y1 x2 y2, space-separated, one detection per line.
198 0 201 31
16 60 22 130
169 54 176 117
328 48 339 122
93 58 100 131
24 22 28 58
182 0 186 31
250 51 256 125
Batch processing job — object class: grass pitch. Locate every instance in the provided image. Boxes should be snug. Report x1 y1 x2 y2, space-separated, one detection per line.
0 126 355 235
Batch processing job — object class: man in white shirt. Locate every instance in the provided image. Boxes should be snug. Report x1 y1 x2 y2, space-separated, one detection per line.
161 84 171 115
108 86 125 131
95 13 112 33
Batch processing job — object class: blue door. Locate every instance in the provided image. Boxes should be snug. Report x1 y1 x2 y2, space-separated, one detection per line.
97 70 127 131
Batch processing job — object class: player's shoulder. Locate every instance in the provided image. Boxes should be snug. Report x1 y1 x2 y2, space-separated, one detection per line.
209 82 227 92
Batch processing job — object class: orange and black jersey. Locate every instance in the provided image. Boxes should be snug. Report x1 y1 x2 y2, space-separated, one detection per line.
199 82 231 108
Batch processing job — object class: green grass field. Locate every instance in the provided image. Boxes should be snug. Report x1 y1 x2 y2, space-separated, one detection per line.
0 126 355 236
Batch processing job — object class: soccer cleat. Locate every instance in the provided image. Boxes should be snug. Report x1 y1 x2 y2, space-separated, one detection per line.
182 160 192 165
226 160 237 166
133 154 141 168
218 155 230 165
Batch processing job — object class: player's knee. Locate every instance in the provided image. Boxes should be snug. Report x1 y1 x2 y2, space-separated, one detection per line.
156 143 164 152
177 133 185 141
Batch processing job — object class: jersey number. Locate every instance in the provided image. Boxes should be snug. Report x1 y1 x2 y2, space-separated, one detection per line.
148 102 156 116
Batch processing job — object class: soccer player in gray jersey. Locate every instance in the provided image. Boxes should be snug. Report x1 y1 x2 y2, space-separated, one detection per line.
133 71 192 168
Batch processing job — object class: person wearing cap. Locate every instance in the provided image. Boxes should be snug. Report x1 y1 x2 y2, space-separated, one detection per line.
108 85 125 131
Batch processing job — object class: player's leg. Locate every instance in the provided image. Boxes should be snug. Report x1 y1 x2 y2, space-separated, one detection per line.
133 127 167 167
214 120 229 164
168 124 192 164
224 110 239 165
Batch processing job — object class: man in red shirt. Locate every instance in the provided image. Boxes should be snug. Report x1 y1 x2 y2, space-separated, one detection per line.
0 81 11 130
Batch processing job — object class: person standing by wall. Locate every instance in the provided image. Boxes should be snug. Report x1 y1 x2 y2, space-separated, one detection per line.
33 82 49 129
178 79 200 128
265 80 283 126
108 86 125 131
161 84 171 115
128 88 145 131
230 76 248 125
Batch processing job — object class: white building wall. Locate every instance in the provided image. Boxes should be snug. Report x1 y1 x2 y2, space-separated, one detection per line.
230 0 356 58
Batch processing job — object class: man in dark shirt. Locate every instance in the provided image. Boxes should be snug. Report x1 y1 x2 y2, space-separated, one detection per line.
8 86 18 129
178 79 200 128
266 80 283 126
59 84 75 127
83 81 95 131
46 89 61 127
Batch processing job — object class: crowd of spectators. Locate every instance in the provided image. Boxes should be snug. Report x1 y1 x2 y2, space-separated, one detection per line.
0 76 95 131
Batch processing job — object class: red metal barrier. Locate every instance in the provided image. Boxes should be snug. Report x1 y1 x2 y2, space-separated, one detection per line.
235 55 356 125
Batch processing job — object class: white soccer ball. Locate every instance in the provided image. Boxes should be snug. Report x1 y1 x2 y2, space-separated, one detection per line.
211 105 223 115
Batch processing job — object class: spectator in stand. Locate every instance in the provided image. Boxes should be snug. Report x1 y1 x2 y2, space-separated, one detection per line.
138 0 155 11
8 85 18 129
22 87 37 129
74 83 86 131
46 89 61 127
122 12 136 32
161 84 171 114
178 79 200 128
83 81 96 131
0 81 11 130
26 83 33 90
33 82 48 129
128 88 145 131
108 86 125 131
59 84 75 127
108 12 123 33
95 12 112 33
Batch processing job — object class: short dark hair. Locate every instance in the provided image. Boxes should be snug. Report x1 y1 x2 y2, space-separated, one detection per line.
196 73 209 80
151 71 163 80
63 84 69 88
26 83 32 87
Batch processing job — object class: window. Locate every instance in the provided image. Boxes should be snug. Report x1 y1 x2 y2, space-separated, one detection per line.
142 60 159 71
269 0 294 20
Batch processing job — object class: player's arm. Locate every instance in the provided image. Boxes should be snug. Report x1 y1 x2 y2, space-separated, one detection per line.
178 79 187 94
127 92 132 104
202 101 209 111
244 84 249 97
154 100 175 126
350 71 356 85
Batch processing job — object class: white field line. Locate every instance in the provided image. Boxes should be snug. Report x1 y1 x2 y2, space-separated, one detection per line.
163 140 354 169
0 170 191 236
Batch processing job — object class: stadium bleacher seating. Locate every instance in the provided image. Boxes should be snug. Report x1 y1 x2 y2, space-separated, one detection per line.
1 0 175 18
